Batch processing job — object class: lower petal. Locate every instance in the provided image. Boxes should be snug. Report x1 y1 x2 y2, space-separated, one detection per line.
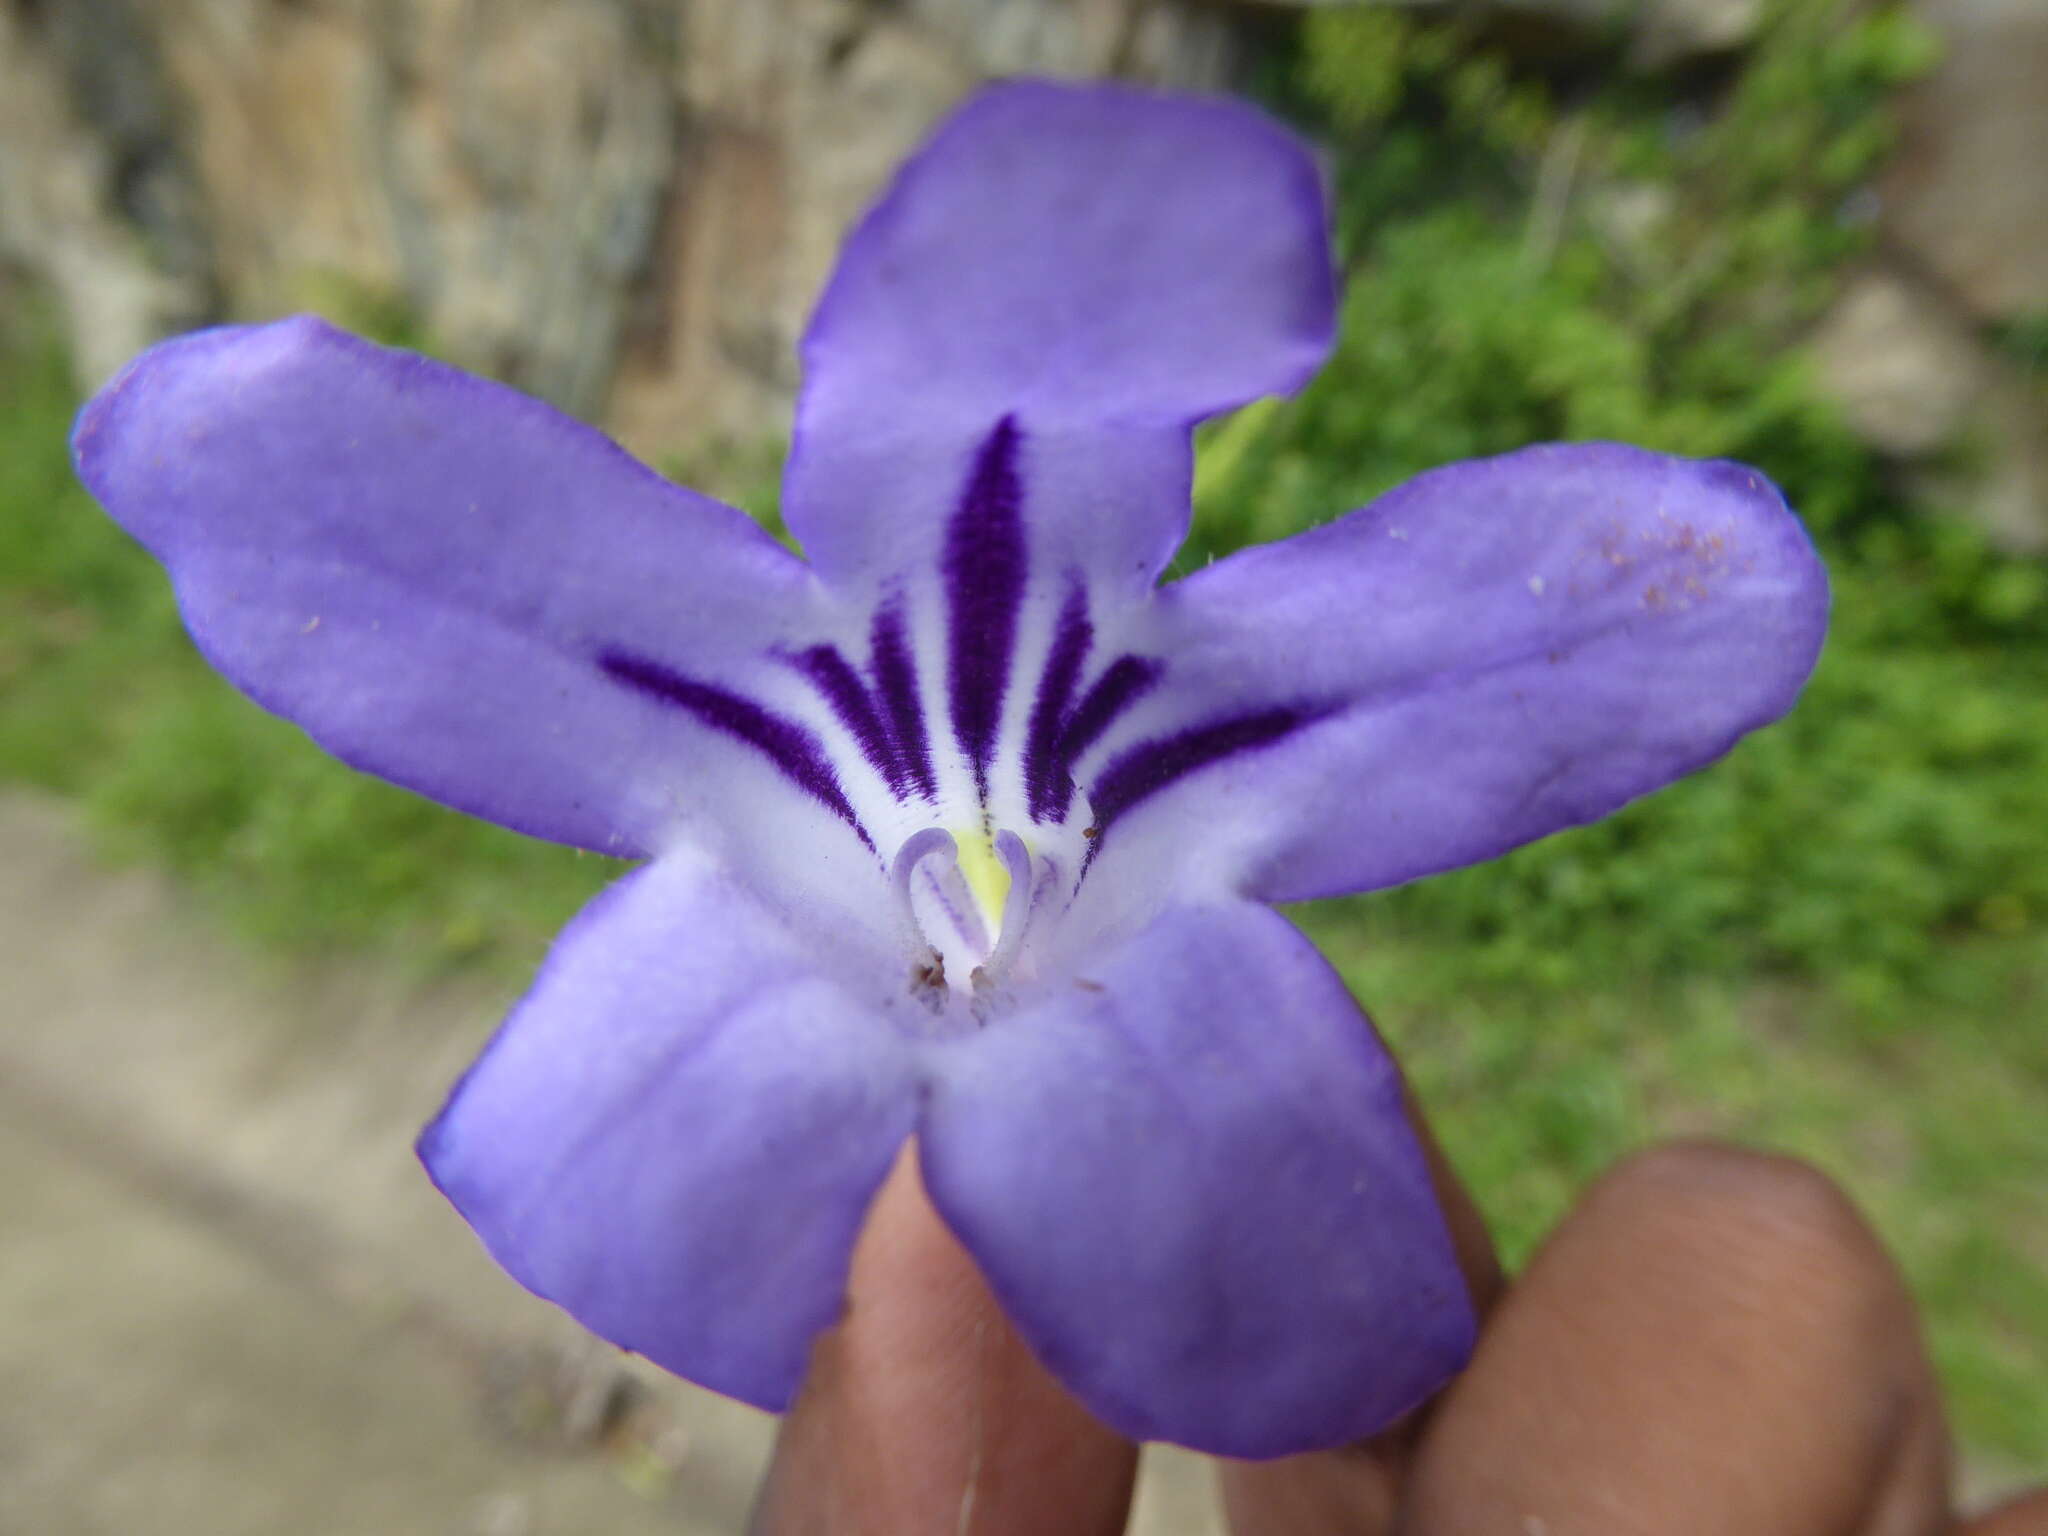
917 900 1474 1457
419 850 919 1410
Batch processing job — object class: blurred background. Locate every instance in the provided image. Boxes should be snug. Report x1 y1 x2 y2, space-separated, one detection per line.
1 0 2043 1530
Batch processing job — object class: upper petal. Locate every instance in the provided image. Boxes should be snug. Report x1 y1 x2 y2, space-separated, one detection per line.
1077 444 1829 901
419 847 920 1410
786 80 1336 592
917 899 1473 1457
72 316 817 858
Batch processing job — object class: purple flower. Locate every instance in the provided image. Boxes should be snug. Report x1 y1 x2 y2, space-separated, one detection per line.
70 81 1826 1456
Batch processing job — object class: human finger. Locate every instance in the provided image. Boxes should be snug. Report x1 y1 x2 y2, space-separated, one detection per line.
749 1141 1138 1536
1399 1140 1952 1536
1961 1488 2048 1535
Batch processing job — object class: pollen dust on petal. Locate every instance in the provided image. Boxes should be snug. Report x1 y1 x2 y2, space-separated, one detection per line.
1641 517 1736 612
1569 511 1739 611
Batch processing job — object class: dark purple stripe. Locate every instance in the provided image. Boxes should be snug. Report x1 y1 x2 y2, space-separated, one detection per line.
943 416 1027 800
1089 706 1319 842
1023 582 1094 823
1057 654 1165 774
793 643 905 798
870 602 936 801
598 648 872 847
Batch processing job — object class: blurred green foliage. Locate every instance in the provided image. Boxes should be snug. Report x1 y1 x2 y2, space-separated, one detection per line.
2 0 2044 1463
1194 0 2048 1013
0 306 619 975
1294 913 2048 1466
1309 915 2048 1464
1247 3 2048 1457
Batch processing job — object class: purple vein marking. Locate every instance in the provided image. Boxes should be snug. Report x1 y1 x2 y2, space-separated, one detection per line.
1023 582 1093 823
793 643 905 798
598 647 873 848
944 415 1027 801
1056 653 1164 783
870 602 936 801
1089 706 1321 845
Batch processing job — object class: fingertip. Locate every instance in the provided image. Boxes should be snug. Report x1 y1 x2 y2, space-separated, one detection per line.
1963 1488 2048 1536
752 1144 1137 1536
1401 1139 1952 1536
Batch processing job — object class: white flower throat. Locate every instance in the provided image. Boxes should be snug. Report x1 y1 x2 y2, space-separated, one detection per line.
889 818 1087 1018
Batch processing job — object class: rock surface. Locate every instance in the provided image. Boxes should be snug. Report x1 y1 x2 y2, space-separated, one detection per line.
1630 0 1761 66
1884 0 2048 324
0 4 213 388
0 0 1239 458
1797 0 2048 554
1807 264 2048 554
1909 373 2048 557
1808 267 1988 459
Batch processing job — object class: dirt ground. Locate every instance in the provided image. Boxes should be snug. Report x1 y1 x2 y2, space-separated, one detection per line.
0 792 1218 1534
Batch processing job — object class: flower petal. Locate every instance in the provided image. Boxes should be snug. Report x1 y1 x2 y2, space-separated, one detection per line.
918 899 1473 1457
419 848 919 1410
786 80 1335 591
1087 445 1829 900
72 316 818 858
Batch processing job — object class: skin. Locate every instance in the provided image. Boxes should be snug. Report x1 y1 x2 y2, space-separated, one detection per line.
751 1082 2048 1536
